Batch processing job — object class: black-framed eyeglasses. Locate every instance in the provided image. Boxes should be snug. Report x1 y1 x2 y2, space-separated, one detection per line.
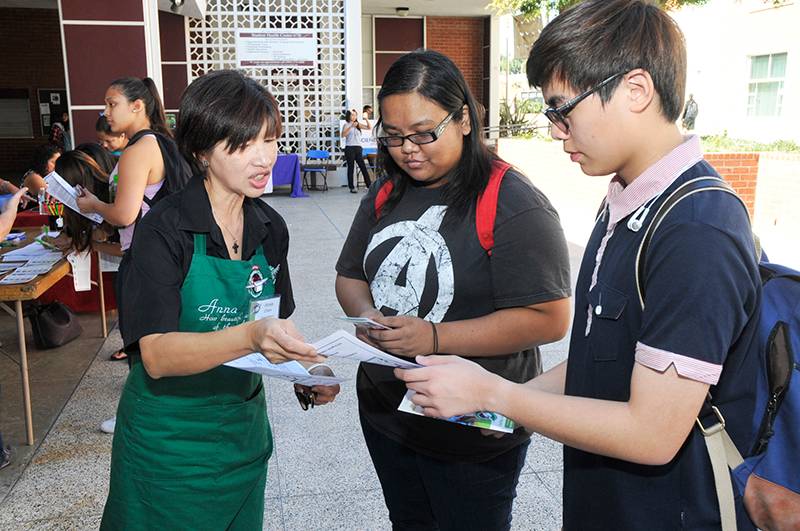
544 72 626 134
376 110 458 148
294 388 316 411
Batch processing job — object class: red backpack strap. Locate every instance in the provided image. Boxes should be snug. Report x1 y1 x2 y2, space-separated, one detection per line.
476 161 511 255
374 179 394 219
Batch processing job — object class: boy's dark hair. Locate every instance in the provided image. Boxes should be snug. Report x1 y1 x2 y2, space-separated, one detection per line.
376 49 495 216
109 77 171 137
176 69 282 177
526 0 686 122
363 104 372 113
31 143 61 177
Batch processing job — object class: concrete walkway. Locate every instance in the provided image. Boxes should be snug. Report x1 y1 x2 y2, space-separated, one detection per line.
0 139 599 530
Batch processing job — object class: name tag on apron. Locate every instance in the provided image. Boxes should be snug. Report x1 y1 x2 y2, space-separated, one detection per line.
249 296 281 320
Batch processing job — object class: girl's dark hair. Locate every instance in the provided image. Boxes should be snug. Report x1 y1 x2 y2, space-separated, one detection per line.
31 143 61 177
176 69 282 176
526 0 686 122
376 49 495 216
75 142 116 178
55 151 109 252
109 77 171 137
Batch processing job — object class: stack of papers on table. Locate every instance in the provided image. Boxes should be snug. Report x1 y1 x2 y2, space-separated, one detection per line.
0 242 63 284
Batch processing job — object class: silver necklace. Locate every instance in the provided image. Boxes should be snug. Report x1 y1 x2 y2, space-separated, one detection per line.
216 214 241 255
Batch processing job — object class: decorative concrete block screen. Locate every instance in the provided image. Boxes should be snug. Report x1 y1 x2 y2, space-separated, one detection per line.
188 0 346 159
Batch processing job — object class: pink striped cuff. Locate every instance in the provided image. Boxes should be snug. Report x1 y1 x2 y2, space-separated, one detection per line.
635 342 722 385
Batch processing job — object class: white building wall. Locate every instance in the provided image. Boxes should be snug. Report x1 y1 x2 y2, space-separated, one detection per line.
672 0 800 142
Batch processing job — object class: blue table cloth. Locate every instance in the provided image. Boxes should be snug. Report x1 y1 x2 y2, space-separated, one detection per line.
271 153 307 198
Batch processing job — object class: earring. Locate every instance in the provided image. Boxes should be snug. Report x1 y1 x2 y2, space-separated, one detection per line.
201 159 209 168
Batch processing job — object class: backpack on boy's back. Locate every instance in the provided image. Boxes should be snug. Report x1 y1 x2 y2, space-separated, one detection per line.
637 177 800 531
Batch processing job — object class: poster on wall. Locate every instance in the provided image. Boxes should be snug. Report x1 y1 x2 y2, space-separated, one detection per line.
38 88 68 137
236 29 317 68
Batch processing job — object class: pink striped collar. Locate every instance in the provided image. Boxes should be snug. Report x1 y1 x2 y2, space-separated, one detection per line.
605 135 703 225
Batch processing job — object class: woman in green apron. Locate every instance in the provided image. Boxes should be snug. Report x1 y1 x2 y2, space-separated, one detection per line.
101 70 340 530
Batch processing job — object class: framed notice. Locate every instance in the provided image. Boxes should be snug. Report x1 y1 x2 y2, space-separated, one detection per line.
236 30 317 68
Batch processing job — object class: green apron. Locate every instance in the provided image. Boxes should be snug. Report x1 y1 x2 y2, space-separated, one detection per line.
102 234 277 530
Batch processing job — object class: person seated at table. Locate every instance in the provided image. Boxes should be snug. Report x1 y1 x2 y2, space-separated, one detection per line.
95 115 128 157
23 144 61 196
51 150 121 258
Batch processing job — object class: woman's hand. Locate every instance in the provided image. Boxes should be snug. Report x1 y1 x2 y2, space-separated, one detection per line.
75 185 101 214
366 315 435 357
249 317 324 365
394 355 503 418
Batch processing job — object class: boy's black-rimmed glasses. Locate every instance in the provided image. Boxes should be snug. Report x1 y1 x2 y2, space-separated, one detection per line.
544 72 626 134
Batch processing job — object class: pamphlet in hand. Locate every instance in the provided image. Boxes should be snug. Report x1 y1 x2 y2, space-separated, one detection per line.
313 329 421 369
398 390 517 434
44 171 103 224
336 316 392 330
224 354 345 386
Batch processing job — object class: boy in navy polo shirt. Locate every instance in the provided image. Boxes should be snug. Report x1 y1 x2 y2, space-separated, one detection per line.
396 1 761 529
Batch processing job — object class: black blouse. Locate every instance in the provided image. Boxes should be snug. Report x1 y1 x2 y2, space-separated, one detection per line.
119 175 295 353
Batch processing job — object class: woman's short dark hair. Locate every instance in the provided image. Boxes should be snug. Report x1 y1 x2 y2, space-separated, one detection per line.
526 0 686 122
75 142 116 177
31 143 61 177
176 70 282 177
376 49 495 216
109 77 171 137
55 150 109 252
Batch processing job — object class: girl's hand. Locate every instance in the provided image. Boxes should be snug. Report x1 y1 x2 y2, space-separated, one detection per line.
75 186 100 213
293 365 340 408
366 315 436 358
249 317 324 365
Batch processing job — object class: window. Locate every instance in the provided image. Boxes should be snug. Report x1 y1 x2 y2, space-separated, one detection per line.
747 52 787 117
0 89 33 139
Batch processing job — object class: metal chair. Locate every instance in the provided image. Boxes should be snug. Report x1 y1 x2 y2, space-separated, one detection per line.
301 149 331 191
357 147 378 188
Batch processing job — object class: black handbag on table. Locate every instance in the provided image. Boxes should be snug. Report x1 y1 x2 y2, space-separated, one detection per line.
27 301 82 349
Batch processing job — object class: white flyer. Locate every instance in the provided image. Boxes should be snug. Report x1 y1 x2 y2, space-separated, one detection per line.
398 390 517 434
336 316 392 330
43 171 104 224
313 329 421 369
0 271 38 284
224 354 345 386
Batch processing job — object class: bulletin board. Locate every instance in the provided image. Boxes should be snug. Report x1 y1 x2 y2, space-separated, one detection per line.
37 88 68 137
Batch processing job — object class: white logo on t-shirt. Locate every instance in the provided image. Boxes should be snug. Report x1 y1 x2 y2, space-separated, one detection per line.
365 205 454 321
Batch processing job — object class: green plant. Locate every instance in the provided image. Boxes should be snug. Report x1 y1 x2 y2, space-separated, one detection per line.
490 0 711 22
700 133 800 153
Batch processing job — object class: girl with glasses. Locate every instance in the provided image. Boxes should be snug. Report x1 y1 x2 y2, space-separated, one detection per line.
335 50 572 530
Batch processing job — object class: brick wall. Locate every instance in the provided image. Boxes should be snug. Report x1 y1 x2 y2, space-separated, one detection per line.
0 8 65 180
704 152 759 217
426 17 485 106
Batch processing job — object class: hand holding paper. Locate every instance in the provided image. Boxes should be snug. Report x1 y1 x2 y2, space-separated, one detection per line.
44 171 103 224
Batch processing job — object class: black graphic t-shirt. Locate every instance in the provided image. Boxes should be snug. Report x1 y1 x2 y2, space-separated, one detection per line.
337 169 571 462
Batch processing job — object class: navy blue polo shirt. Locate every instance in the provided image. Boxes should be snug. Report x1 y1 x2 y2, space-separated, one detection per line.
562 137 760 530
